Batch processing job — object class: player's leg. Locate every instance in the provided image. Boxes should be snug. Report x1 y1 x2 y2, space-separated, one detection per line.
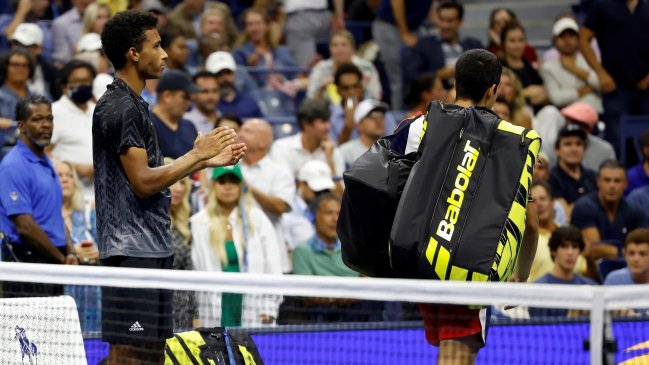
437 335 481 365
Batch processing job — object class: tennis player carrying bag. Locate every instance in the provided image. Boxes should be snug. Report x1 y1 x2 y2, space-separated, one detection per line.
337 115 420 277
390 101 541 282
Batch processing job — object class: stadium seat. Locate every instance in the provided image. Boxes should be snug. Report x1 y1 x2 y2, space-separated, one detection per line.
619 115 649 166
258 89 296 118
266 116 299 140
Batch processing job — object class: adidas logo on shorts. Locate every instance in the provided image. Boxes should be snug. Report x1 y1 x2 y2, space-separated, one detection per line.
129 321 144 332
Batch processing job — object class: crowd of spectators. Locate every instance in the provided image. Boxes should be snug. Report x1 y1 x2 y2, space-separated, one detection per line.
1 0 649 328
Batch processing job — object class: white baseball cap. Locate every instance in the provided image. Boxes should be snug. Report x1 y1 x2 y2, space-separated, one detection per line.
77 33 103 53
552 18 579 37
353 99 389 124
298 160 335 192
205 51 237 74
11 23 43 47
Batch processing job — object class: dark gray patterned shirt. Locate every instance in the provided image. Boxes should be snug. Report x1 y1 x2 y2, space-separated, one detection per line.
92 78 172 259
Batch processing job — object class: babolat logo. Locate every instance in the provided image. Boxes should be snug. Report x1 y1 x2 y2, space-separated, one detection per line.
436 139 479 242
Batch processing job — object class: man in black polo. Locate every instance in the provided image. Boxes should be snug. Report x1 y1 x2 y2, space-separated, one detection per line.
95 11 246 364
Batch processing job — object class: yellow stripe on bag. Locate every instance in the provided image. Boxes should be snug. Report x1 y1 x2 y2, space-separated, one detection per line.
239 345 258 365
165 331 206 365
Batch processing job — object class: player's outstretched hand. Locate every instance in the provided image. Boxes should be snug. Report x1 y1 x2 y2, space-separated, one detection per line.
193 127 236 161
205 142 247 167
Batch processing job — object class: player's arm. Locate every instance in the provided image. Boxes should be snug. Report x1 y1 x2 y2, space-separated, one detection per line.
11 214 67 264
120 128 245 198
511 201 539 282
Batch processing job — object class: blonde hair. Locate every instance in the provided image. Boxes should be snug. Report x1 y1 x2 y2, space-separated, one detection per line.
500 67 528 126
330 30 356 49
237 7 277 48
82 3 111 35
165 158 192 244
200 7 239 49
56 160 85 212
205 180 256 266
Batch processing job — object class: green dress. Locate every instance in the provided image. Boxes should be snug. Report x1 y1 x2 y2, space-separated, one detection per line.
221 240 243 326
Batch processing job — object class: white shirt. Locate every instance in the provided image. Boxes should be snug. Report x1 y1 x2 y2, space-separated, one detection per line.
539 53 603 113
51 95 95 197
190 207 283 327
241 155 296 272
339 138 371 167
270 133 346 177
282 195 314 250
284 0 327 14
184 107 217 136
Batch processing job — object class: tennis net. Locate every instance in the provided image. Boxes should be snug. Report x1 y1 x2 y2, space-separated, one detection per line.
0 262 647 365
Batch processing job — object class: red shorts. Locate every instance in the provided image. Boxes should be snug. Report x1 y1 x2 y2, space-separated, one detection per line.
418 303 489 348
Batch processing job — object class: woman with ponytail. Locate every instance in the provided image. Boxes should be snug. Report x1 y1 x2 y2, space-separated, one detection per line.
190 165 283 327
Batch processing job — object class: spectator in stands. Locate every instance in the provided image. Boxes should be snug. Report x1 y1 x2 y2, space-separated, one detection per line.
184 71 219 136
9 23 58 99
73 32 113 100
329 63 397 144
339 99 387 166
293 193 356 277
529 180 561 282
140 0 171 30
625 130 649 194
604 228 649 285
492 97 512 123
580 0 649 153
406 73 447 116
500 22 547 108
498 67 533 128
151 69 199 159
550 124 597 219
216 113 242 132
283 0 344 68
233 8 299 88
48 60 96 198
161 31 190 74
486 8 538 65
238 118 295 272
572 160 648 271
372 0 435 109
191 165 283 327
0 48 35 158
167 0 229 40
81 2 110 36
405 1 482 87
540 18 602 114
52 0 94 64
307 30 382 102
0 95 78 298
199 7 238 50
270 98 345 194
628 184 649 224
529 225 596 318
534 152 550 182
1 0 53 60
283 160 335 251
54 160 98 264
164 157 198 330
206 51 263 119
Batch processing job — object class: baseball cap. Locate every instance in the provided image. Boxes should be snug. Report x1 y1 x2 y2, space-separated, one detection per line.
557 123 587 143
77 32 103 53
353 99 389 124
11 23 43 47
561 102 598 132
156 70 201 93
211 165 243 181
553 18 579 37
205 51 237 74
298 160 335 192
140 0 170 14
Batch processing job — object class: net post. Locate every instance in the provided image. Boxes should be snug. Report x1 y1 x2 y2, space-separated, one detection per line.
589 287 604 365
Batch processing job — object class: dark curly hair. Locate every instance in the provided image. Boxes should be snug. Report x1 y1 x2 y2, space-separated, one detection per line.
101 10 158 71
0 48 35 83
57 59 97 91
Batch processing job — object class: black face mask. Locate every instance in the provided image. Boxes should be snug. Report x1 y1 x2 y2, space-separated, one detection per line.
218 81 236 97
68 85 93 104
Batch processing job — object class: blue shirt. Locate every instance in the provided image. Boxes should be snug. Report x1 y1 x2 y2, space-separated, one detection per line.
232 43 298 86
583 0 649 88
604 267 636 285
529 273 597 317
628 186 649 218
549 164 597 204
375 0 434 30
218 92 263 119
571 192 649 254
0 140 65 246
625 163 649 195
150 112 198 159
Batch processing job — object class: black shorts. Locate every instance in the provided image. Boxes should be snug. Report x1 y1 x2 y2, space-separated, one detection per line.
101 255 174 345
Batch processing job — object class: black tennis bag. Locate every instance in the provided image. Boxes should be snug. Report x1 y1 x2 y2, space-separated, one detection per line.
390 102 541 282
337 115 420 277
165 327 264 365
